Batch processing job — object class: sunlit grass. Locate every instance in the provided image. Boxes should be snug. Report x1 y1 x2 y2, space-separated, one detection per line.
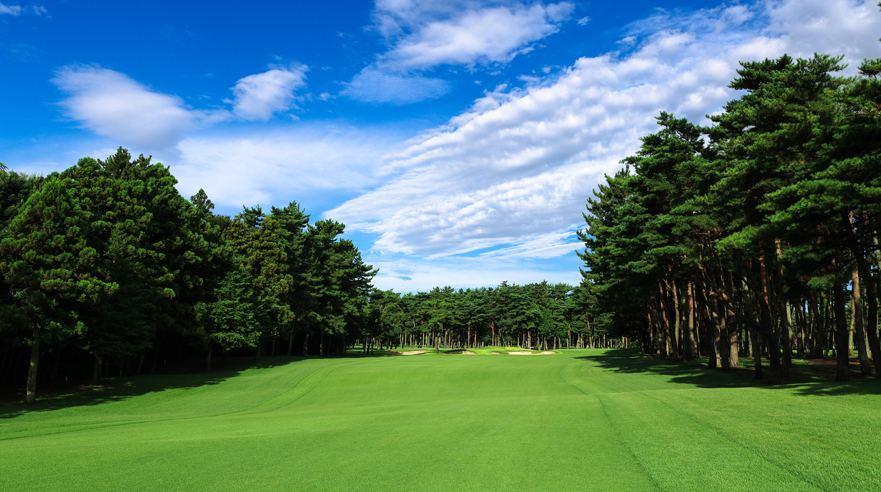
1 349 879 491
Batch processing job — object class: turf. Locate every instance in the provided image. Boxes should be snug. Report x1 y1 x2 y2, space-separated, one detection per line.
2 349 880 491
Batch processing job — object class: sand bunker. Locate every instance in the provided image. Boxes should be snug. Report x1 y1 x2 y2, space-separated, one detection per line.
508 351 556 355
447 350 476 355
390 350 426 355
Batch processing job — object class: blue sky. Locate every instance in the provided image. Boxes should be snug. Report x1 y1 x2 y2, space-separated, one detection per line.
2 0 880 292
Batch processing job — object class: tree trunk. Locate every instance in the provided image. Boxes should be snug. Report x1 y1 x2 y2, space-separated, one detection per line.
136 348 146 376
725 270 740 367
833 264 852 382
92 354 102 386
657 282 671 357
288 328 295 356
860 254 881 378
25 336 40 404
686 281 696 360
851 264 872 375
757 257 782 383
670 280 681 359
706 304 719 370
750 327 763 380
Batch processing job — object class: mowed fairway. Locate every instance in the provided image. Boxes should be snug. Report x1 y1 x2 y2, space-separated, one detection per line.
2 350 880 491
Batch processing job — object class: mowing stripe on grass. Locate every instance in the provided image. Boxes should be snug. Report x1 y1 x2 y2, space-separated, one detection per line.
1 350 880 491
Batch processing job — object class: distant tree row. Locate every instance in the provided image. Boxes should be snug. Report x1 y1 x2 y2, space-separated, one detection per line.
579 52 881 383
359 281 623 353
0 149 375 403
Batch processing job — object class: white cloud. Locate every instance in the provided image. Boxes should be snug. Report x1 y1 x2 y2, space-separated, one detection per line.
53 64 310 151
343 68 450 104
53 66 205 152
576 16 590 26
348 1 573 104
0 2 21 15
478 228 583 259
377 2 574 71
228 65 308 121
172 126 403 210
329 0 881 260
764 0 881 61
0 3 46 15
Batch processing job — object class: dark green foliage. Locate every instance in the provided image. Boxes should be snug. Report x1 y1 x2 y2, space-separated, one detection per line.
0 149 378 400
580 37 881 382
206 268 266 351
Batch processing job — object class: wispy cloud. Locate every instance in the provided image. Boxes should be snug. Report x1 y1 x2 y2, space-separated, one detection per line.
0 2 45 15
342 69 450 104
376 2 574 71
346 0 573 104
172 126 404 210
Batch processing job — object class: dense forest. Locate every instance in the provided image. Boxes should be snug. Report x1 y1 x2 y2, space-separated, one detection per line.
352 281 620 354
0 150 376 403
580 53 881 383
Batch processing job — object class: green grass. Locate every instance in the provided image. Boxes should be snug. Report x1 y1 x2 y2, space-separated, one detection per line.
2 349 880 491
380 345 554 355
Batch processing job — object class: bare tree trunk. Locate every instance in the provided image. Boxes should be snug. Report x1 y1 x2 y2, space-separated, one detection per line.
756 257 782 383
724 270 740 367
670 280 681 359
750 327 763 380
860 254 881 377
136 348 146 376
833 260 852 382
288 327 296 356
91 354 101 386
25 336 40 404
657 282 671 357
686 281 696 360
851 265 871 375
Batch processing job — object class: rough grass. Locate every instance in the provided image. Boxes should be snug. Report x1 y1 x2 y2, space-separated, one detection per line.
2 349 880 491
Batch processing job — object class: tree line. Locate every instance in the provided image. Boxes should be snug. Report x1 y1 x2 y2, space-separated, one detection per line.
579 51 881 383
358 281 624 354
0 149 375 403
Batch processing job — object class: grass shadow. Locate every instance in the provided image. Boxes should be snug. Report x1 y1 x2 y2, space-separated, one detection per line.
579 349 881 397
0 355 307 419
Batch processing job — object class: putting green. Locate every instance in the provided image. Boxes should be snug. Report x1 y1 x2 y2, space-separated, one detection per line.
1 350 879 491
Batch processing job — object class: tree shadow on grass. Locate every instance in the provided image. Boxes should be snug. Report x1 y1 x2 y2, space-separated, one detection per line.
578 349 881 397
0 355 307 419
